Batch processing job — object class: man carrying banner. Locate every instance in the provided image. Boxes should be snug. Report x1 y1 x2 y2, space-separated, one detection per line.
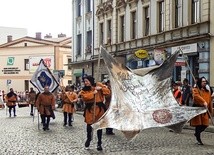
78 76 110 151
30 59 59 130
36 85 55 131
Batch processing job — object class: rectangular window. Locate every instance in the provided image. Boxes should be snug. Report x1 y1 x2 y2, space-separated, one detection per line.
120 15 125 42
191 0 200 24
99 23 104 45
68 80 72 85
131 11 136 39
86 31 92 53
144 7 150 36
77 34 82 56
107 20 112 44
77 0 82 17
68 58 72 70
24 59 29 70
87 0 92 12
175 0 182 28
159 1 164 32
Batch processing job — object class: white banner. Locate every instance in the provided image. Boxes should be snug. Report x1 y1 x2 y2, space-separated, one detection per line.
29 56 54 73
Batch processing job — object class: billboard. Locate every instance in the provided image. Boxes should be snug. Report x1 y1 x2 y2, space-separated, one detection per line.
29 56 54 73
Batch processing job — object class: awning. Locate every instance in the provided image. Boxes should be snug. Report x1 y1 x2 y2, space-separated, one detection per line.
73 69 82 76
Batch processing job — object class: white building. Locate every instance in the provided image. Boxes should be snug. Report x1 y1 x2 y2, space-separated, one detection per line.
0 33 72 92
94 0 213 86
0 26 27 44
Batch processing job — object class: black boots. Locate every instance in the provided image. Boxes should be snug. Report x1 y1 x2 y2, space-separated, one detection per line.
85 125 92 148
97 129 103 151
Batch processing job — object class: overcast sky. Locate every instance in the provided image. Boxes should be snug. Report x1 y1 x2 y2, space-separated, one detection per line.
0 0 72 38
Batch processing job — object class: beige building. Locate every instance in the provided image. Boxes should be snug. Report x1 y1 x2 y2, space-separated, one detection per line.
93 0 213 86
0 33 72 92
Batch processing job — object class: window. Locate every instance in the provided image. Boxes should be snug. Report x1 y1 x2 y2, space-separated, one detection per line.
24 43 27 47
68 58 72 70
87 0 92 12
120 15 125 42
68 80 72 85
158 1 164 32
191 0 200 24
99 23 104 45
24 59 29 70
77 34 82 56
86 30 92 53
144 6 150 36
77 0 82 17
131 11 136 39
107 20 112 43
175 0 182 28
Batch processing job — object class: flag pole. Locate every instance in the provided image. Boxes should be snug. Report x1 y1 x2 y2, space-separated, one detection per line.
179 48 214 126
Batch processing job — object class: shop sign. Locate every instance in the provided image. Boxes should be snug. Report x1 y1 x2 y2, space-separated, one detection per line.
29 56 54 73
172 43 197 54
154 49 166 65
135 49 148 59
2 67 21 74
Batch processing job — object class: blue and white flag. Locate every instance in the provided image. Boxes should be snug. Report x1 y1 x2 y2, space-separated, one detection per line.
30 59 59 93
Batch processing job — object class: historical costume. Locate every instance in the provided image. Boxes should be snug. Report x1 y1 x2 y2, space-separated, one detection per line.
36 86 55 131
190 77 213 145
61 85 78 126
79 76 110 151
28 87 37 116
5 88 17 117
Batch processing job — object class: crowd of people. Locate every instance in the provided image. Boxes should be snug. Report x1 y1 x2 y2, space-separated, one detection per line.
0 75 213 150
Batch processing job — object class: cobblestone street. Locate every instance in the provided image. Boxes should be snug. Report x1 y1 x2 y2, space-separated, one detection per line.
0 107 214 155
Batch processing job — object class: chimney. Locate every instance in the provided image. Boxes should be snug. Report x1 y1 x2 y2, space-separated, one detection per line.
44 33 52 38
36 32 42 40
58 33 66 38
7 35 12 43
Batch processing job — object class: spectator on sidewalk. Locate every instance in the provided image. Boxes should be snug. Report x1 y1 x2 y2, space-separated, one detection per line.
181 78 192 106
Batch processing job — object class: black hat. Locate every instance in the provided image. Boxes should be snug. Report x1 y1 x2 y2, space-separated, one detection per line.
84 76 95 86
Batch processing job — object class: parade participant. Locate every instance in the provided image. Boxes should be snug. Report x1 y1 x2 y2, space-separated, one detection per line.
36 85 55 131
181 78 192 106
28 87 37 116
190 77 213 145
78 76 110 151
61 85 78 126
172 82 182 105
104 80 115 135
5 88 18 117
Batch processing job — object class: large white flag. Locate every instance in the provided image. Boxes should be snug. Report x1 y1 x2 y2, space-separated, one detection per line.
93 47 206 140
30 59 59 93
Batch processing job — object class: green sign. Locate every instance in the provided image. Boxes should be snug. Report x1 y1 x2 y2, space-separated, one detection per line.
7 57 15 65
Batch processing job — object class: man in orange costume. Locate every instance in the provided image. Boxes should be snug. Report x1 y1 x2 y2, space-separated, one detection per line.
61 85 78 126
36 85 55 131
5 88 18 117
79 76 110 151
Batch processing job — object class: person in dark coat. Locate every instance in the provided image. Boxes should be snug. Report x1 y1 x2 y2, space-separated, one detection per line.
5 88 18 117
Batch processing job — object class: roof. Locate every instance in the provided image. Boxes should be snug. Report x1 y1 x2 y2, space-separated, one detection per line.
0 36 72 48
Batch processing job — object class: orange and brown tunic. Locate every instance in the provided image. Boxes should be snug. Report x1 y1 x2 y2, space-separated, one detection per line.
5 92 17 107
61 91 78 113
36 92 55 116
79 82 110 124
190 87 212 126
28 90 37 105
